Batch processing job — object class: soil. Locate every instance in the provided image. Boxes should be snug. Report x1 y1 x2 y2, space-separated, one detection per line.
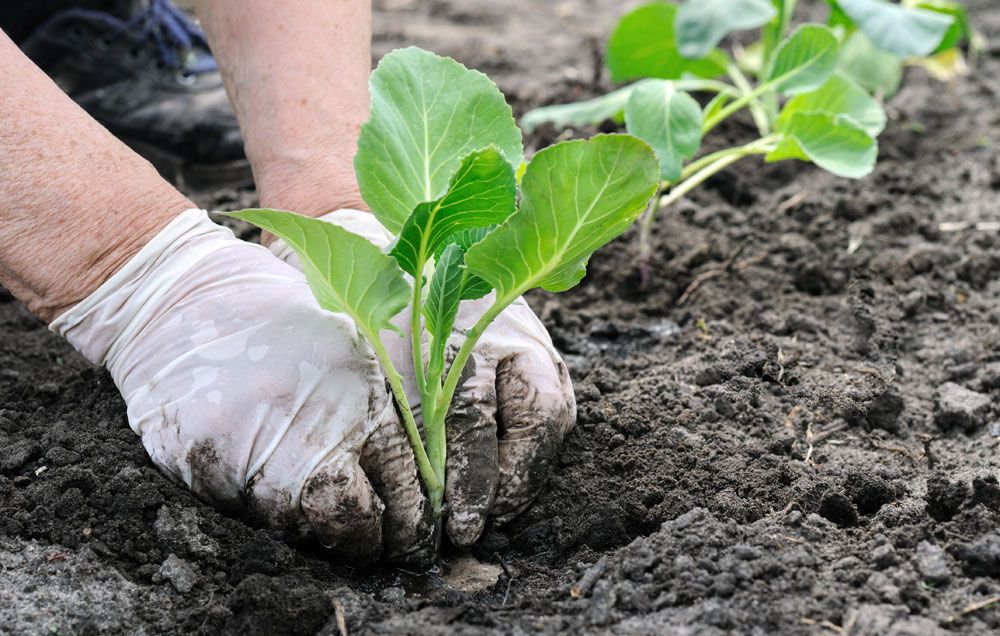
3 1 1000 634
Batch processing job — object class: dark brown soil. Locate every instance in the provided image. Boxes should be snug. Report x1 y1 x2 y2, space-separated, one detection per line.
4 1 1000 634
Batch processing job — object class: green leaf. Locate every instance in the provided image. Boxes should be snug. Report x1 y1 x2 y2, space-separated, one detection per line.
521 78 734 134
676 0 777 59
703 92 733 122
767 112 877 178
390 147 516 277
435 227 494 300
767 24 840 95
423 243 465 376
465 135 659 300
763 0 796 63
835 0 954 57
624 80 702 181
826 0 855 29
520 82 642 134
228 209 410 338
907 0 970 53
436 226 493 257
778 72 886 136
838 31 903 97
607 3 728 82
458 273 492 301
355 47 523 233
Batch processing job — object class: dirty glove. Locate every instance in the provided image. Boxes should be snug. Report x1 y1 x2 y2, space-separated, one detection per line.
51 209 433 564
271 209 577 546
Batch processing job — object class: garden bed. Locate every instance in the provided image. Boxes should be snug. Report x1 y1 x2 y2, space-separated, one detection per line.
3 0 1000 633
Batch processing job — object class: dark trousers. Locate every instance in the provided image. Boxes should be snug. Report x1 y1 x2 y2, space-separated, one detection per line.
1 1 121 42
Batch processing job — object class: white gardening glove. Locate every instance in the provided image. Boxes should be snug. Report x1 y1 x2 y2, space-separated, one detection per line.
51 209 433 565
271 209 577 546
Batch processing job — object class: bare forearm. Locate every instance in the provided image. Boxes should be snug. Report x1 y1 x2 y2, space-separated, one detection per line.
194 0 372 218
0 32 192 322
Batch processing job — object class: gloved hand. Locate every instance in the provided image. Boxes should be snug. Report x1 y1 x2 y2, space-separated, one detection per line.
271 209 577 546
51 209 433 565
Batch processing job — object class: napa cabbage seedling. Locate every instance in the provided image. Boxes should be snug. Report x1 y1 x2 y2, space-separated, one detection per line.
522 0 978 279
230 47 659 517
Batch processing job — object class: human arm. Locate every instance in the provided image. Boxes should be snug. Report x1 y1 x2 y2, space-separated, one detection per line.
0 30 190 321
0 29 433 564
192 0 371 219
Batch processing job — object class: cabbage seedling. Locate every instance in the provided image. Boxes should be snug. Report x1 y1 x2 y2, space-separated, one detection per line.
230 48 660 516
522 0 976 280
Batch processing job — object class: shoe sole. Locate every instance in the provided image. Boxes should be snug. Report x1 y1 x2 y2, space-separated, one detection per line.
123 137 254 191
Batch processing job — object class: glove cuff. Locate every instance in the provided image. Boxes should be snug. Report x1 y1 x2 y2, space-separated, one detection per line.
268 209 393 264
50 209 239 367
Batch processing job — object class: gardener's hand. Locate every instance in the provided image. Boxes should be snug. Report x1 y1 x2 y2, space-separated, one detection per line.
271 209 577 546
51 210 433 565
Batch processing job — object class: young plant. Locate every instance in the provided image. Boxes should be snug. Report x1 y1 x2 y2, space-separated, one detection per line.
522 0 977 280
229 48 660 516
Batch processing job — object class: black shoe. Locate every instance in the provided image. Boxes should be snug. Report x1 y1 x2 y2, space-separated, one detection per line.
20 0 251 188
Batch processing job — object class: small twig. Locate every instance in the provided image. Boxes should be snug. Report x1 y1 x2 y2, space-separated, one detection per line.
333 599 348 636
502 577 514 606
810 422 848 445
777 190 810 212
962 595 1000 614
804 421 815 463
587 35 603 87
495 553 513 579
867 438 920 463
801 419 848 464
800 617 845 634
777 500 800 515
952 595 1000 620
570 556 608 599
939 221 1000 232
920 434 938 469
496 553 515 607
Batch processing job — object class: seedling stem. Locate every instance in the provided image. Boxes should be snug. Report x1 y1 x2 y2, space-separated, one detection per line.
726 63 771 135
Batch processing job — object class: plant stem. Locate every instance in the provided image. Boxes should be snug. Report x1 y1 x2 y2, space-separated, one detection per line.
409 263 447 492
368 336 442 508
410 268 444 486
410 255 448 504
675 78 741 97
421 331 447 489
410 271 427 395
397 297 510 516
435 298 507 426
677 139 765 183
702 81 774 134
637 197 658 286
658 134 779 193
420 385 445 516
658 136 778 209
781 0 797 33
759 0 797 128
422 376 443 476
638 136 779 275
726 64 771 135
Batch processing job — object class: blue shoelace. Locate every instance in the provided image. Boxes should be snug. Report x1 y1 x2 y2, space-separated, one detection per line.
56 0 218 74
